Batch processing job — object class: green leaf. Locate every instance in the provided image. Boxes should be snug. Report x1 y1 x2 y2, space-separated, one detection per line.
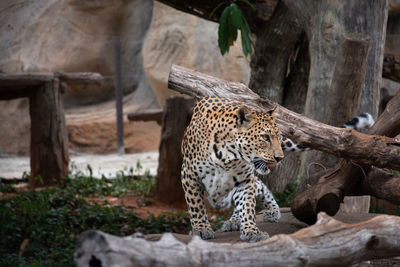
218 5 230 55
240 15 253 56
229 3 242 29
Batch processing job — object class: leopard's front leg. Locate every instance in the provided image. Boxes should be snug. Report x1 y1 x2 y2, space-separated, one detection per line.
254 178 281 223
237 176 269 242
181 164 214 239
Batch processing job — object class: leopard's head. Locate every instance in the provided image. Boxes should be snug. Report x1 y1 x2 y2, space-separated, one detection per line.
235 106 284 175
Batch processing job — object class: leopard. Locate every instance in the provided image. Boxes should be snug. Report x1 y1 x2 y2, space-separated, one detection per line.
181 96 374 243
181 96 284 242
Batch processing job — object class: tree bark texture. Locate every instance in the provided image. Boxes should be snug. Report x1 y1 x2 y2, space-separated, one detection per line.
156 97 194 204
248 1 303 103
29 79 69 187
74 212 400 267
283 0 388 118
291 90 400 224
263 33 311 193
168 65 400 170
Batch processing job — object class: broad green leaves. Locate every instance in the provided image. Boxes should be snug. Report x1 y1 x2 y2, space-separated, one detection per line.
215 1 254 57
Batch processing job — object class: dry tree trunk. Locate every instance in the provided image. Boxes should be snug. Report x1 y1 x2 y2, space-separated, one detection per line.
156 97 194 204
74 213 400 267
168 65 400 170
29 79 69 187
248 0 303 103
264 33 310 193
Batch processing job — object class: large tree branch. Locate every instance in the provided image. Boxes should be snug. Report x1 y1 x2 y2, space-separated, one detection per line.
168 65 400 170
75 213 400 267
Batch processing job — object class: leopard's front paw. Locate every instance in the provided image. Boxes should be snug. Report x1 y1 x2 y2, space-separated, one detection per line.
220 218 240 232
192 227 215 240
240 228 269 242
262 208 280 223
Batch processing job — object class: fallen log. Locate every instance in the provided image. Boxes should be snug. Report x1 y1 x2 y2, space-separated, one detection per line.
74 212 400 267
291 90 400 224
168 65 400 170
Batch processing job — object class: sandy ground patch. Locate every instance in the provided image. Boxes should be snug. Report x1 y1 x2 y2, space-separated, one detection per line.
0 151 159 179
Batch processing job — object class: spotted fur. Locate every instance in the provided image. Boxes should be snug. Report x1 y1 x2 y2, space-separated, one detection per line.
181 96 283 242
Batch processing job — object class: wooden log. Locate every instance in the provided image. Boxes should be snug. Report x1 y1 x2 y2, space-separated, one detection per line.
156 97 194 204
127 109 164 125
291 90 400 224
74 212 400 267
167 65 400 170
29 79 69 187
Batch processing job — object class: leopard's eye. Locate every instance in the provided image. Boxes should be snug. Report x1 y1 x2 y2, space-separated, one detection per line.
262 134 270 142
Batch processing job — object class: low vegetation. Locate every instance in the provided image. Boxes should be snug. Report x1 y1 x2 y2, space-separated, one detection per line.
0 164 190 266
2 165 397 266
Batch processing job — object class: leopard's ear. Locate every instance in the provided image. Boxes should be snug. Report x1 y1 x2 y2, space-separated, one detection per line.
237 105 254 128
266 106 277 116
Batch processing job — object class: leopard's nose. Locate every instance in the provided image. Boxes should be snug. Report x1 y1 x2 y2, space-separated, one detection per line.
274 156 283 162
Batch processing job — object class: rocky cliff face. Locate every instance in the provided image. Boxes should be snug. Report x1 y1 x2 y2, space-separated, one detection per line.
0 0 250 156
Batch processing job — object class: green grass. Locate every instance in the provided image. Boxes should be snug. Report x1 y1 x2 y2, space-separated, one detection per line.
0 165 190 266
